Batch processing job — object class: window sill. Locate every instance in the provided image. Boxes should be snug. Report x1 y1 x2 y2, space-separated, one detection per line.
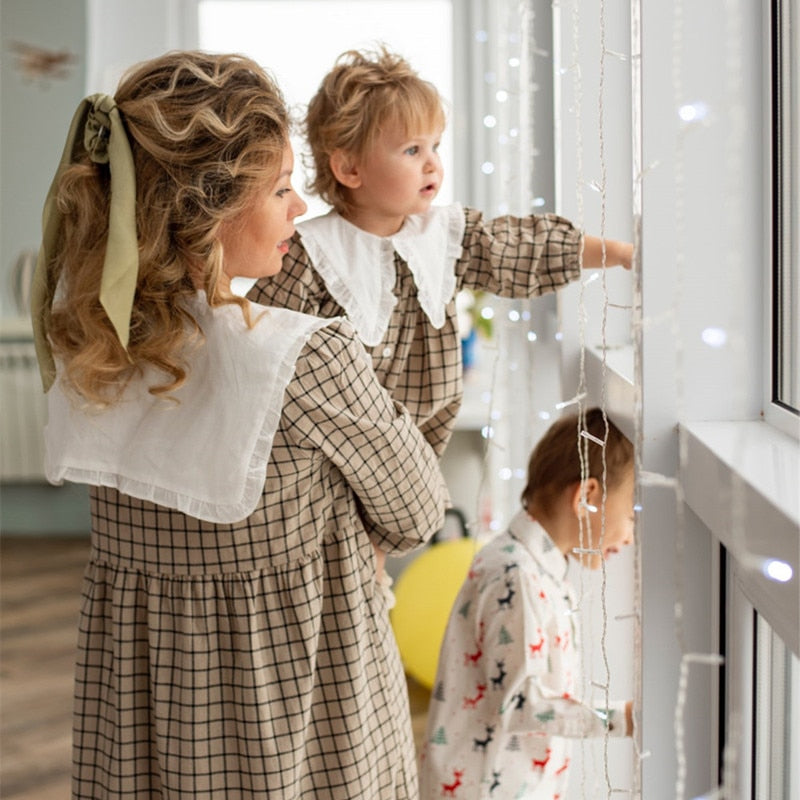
681 420 799 657
584 343 636 441
584 345 799 656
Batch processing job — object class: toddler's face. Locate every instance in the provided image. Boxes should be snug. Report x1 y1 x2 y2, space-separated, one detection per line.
352 125 444 225
581 469 635 570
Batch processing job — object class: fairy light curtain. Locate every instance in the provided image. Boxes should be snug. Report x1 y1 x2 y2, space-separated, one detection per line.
464 0 638 797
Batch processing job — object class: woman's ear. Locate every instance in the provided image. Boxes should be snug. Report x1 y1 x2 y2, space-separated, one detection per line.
330 149 362 189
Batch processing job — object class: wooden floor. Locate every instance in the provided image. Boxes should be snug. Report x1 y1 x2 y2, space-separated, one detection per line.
0 535 431 799
0 536 89 800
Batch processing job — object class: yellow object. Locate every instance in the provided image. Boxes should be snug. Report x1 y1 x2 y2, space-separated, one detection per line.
390 538 481 689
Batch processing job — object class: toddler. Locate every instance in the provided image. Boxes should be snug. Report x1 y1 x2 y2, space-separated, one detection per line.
419 408 635 799
420 409 634 800
247 47 633 577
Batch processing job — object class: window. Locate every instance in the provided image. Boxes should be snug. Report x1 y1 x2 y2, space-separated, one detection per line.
197 0 454 220
753 612 799 799
770 0 799 421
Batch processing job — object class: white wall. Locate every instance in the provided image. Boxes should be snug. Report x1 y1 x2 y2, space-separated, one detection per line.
0 0 87 318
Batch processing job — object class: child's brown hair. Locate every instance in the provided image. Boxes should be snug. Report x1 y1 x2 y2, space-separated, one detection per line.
521 408 634 515
305 46 446 215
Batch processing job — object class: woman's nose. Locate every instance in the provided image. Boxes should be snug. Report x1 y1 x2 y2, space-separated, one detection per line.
291 194 307 219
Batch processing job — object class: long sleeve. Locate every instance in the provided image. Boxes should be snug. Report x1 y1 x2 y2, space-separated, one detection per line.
281 321 448 553
457 206 582 297
482 566 627 739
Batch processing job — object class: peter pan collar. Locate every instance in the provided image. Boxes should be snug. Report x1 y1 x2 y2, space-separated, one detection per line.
44 294 338 523
296 203 465 346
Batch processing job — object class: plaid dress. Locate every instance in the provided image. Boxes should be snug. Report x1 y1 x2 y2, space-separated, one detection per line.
67 317 448 799
247 205 582 457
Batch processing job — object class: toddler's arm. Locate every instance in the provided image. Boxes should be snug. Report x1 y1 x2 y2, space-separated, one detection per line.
457 208 632 298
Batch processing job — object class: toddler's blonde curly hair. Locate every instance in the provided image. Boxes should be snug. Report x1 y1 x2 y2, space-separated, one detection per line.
305 47 446 215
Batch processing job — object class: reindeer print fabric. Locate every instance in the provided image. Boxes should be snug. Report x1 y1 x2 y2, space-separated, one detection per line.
419 511 626 799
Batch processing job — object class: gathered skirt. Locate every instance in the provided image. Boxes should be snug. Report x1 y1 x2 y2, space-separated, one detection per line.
72 487 418 799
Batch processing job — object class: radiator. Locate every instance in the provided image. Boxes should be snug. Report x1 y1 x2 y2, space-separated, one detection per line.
0 323 47 481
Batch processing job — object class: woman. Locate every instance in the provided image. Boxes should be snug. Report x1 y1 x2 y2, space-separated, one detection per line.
31 51 447 799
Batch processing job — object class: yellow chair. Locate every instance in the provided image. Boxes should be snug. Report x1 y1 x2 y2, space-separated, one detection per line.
390 534 481 689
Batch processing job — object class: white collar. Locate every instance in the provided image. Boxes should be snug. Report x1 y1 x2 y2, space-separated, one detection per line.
45 294 337 523
296 203 465 346
507 509 570 583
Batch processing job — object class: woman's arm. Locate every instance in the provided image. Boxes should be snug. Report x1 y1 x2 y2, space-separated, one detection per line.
282 321 448 553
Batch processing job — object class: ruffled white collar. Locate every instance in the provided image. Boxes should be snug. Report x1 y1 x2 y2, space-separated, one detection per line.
45 294 337 523
297 203 465 346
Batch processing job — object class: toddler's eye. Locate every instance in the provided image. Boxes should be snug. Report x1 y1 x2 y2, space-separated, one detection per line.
405 145 419 156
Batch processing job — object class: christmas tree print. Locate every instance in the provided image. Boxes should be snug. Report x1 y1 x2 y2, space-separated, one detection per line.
434 681 446 702
431 726 448 745
506 734 521 751
498 625 514 644
459 600 471 618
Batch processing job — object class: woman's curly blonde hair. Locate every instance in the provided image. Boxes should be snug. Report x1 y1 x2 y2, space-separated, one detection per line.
305 46 446 215
46 51 289 406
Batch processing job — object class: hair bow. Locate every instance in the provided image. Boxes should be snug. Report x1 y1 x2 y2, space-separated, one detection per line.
30 93 139 391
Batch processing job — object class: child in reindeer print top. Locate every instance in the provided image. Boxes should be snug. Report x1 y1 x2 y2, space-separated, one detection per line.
420 409 635 800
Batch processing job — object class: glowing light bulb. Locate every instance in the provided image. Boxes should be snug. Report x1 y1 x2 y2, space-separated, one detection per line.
499 468 513 481
495 90 509 103
508 310 521 322
678 101 709 122
475 30 489 43
508 57 521 67
480 306 495 320
481 161 495 175
532 196 547 207
762 559 793 583
483 114 497 128
538 410 551 420
527 331 538 342
701 327 727 348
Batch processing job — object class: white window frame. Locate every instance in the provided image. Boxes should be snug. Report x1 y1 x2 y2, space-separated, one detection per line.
764 0 800 437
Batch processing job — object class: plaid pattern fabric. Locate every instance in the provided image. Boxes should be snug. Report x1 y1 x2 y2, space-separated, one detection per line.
247 207 582 457
73 322 447 799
